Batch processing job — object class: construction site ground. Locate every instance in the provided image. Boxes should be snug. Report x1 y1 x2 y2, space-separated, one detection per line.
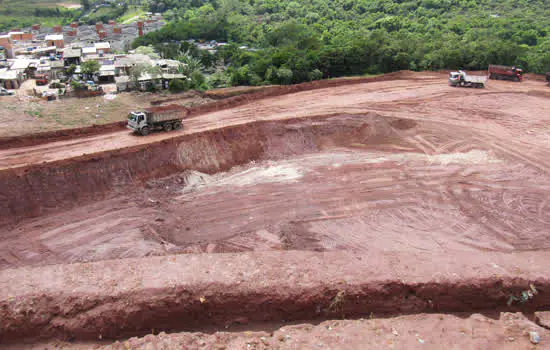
2 71 550 348
0 82 213 137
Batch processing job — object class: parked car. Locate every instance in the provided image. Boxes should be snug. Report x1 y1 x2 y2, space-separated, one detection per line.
0 87 14 96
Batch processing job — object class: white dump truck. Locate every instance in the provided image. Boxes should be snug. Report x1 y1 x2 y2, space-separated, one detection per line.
127 104 189 136
448 70 487 88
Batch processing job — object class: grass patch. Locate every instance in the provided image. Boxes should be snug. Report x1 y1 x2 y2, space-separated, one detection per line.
25 110 43 118
0 0 78 31
119 7 146 24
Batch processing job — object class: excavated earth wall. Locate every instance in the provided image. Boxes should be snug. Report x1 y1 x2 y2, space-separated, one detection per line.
1 250 549 343
0 113 406 223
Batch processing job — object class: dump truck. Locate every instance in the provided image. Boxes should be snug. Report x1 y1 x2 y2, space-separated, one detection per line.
488 65 523 81
546 72 550 85
127 104 188 136
448 70 487 88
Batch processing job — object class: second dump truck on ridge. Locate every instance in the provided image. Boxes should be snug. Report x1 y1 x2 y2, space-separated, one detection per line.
127 104 189 136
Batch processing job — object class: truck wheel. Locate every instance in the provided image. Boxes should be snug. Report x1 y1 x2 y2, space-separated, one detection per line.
173 121 182 130
141 127 150 136
163 123 173 132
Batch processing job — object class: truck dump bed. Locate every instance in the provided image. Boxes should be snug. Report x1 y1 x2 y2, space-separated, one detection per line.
489 65 516 73
466 75 487 83
144 104 189 123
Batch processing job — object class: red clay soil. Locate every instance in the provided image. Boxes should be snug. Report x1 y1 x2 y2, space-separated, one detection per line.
1 250 550 343
3 114 550 269
2 71 550 346
99 313 550 349
2 72 549 173
8 313 549 349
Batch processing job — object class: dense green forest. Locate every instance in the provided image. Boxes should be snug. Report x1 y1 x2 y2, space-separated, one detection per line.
133 0 550 87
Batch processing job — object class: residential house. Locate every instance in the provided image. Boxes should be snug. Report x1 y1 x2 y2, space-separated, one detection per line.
63 47 82 66
45 34 64 49
9 31 33 41
115 70 185 92
82 46 97 56
94 42 111 54
114 54 152 76
155 59 181 74
49 60 65 80
31 46 57 58
0 35 14 59
8 58 37 79
0 69 22 88
98 62 115 83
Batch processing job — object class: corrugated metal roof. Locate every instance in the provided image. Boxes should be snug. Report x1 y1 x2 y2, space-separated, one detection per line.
64 48 82 58
114 54 152 67
9 59 36 70
45 34 64 41
94 42 110 49
0 69 18 80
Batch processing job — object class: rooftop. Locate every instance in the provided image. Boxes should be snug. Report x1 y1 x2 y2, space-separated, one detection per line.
115 54 152 67
94 42 110 49
9 58 37 70
82 47 96 54
45 35 64 41
33 46 57 54
63 47 82 58
0 69 18 80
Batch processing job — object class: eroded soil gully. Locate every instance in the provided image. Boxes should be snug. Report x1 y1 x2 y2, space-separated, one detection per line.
1 250 550 343
0 112 413 223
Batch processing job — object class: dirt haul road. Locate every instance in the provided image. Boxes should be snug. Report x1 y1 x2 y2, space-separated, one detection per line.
2 71 549 170
2 71 550 346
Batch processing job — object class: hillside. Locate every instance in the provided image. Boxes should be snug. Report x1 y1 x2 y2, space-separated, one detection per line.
134 0 550 86
0 0 80 31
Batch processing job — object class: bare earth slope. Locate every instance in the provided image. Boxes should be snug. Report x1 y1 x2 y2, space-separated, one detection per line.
1 72 550 347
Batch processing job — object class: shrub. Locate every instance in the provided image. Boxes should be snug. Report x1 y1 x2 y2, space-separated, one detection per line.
276 67 293 85
309 69 323 81
169 79 187 92
190 70 206 88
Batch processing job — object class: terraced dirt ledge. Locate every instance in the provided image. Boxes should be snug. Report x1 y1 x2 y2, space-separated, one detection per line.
1 250 549 344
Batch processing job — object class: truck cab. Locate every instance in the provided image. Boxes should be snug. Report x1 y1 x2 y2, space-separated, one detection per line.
127 111 147 134
511 66 523 81
448 70 486 88
449 70 466 86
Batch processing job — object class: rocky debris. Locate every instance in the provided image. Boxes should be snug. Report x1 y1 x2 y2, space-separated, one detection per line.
529 331 541 344
535 311 550 329
93 313 549 349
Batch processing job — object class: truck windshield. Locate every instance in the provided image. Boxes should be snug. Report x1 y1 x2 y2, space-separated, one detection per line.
128 113 138 121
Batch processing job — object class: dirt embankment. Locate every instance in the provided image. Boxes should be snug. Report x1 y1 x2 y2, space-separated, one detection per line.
100 312 549 349
0 113 413 223
0 71 417 150
1 250 549 344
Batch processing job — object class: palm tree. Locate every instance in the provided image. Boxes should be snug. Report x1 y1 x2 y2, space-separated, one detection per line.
176 50 204 74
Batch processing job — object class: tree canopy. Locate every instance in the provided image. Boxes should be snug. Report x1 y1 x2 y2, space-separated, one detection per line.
133 0 550 87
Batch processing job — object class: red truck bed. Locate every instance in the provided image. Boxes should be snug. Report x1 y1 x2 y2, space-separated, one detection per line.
488 65 523 81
